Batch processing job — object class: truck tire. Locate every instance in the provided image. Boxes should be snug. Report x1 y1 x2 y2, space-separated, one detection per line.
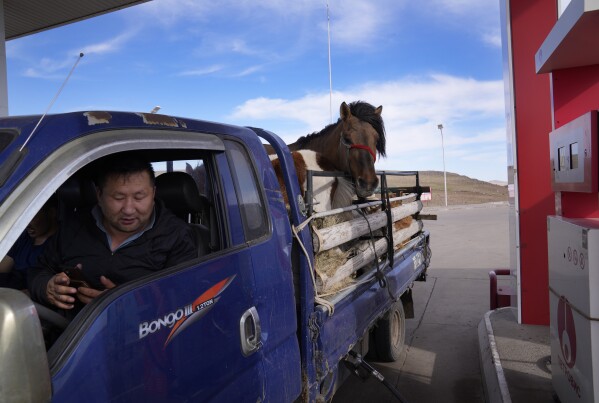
374 301 406 362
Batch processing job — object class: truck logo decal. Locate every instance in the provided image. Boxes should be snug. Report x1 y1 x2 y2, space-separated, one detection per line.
137 275 236 347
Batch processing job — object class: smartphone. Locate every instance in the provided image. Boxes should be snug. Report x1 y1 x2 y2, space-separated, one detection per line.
61 266 90 288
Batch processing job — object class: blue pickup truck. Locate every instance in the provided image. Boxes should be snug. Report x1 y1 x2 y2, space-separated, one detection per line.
0 111 430 402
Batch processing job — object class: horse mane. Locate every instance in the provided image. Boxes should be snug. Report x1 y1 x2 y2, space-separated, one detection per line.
291 101 386 157
291 122 337 150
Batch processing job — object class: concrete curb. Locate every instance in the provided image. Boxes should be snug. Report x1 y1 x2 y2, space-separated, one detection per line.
478 309 512 403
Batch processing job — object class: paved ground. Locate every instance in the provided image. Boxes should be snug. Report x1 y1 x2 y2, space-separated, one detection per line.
333 202 510 402
483 307 553 402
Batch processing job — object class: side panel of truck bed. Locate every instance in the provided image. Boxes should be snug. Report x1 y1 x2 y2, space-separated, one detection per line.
314 233 429 387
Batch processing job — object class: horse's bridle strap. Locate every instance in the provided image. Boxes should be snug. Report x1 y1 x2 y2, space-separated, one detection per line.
340 136 377 164
349 144 376 162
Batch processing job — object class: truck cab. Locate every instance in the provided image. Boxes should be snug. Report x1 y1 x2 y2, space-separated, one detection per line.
0 111 301 402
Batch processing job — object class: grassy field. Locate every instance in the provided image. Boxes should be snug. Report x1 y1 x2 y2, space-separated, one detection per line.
386 170 508 207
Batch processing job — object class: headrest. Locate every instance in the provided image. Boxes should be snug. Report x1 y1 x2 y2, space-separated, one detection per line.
58 177 98 209
155 172 204 215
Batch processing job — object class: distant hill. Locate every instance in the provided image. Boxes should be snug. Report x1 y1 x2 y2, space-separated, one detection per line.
386 170 508 207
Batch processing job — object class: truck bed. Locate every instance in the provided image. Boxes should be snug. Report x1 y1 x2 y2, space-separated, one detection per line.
255 128 431 401
312 232 429 397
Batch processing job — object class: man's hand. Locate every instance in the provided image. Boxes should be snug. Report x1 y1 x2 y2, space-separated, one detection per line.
46 272 77 309
76 276 116 305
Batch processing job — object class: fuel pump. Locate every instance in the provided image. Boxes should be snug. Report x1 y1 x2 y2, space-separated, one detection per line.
548 111 599 403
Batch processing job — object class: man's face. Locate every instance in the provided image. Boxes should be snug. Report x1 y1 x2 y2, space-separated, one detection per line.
97 171 155 236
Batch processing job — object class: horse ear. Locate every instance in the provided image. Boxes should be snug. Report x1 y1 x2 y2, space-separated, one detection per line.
185 163 192 174
340 102 351 121
375 105 383 116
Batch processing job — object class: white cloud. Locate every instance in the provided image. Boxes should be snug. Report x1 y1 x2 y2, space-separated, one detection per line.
230 39 260 56
483 32 502 48
138 0 334 24
136 0 215 26
22 30 138 79
195 36 281 62
178 65 224 76
230 74 507 180
126 0 498 59
327 0 404 47
232 65 264 77
139 0 405 50
23 55 79 79
232 74 503 129
80 30 137 56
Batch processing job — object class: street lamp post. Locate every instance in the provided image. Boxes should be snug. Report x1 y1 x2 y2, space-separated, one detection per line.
437 124 448 207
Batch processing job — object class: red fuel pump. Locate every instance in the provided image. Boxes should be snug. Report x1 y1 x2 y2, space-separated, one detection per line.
536 1 599 400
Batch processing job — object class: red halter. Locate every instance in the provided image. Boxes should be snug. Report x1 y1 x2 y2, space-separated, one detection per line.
349 143 376 162
340 136 377 162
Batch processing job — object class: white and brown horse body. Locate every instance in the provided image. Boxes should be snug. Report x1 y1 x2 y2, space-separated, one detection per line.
270 150 354 213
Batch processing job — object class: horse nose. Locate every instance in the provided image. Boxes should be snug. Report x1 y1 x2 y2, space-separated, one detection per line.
357 177 378 196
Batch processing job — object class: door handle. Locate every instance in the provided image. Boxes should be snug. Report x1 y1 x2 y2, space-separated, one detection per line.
240 306 262 356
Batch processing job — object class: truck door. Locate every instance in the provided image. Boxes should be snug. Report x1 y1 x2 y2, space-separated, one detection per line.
223 140 302 399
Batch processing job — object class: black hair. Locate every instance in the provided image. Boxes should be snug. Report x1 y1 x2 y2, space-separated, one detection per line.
93 155 155 191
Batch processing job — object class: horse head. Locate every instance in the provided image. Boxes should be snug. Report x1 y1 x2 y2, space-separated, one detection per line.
338 101 385 198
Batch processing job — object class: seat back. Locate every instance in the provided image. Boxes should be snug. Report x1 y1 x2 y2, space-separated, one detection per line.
57 177 98 216
155 172 211 256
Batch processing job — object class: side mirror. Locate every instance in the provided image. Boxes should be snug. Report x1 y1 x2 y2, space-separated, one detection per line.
0 288 51 401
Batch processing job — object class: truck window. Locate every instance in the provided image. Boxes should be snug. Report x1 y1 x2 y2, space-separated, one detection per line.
152 157 219 254
12 151 223 348
225 140 268 241
152 159 207 196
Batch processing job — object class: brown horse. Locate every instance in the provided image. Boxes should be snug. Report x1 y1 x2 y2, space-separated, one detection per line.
288 101 386 198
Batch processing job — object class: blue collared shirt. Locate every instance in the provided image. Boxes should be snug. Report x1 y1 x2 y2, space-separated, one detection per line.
92 205 156 252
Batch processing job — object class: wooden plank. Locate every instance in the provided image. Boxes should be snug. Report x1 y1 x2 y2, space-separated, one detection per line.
316 220 423 293
312 200 422 253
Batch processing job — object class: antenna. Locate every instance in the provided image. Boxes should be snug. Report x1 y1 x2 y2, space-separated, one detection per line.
327 0 333 124
150 106 161 114
19 52 84 152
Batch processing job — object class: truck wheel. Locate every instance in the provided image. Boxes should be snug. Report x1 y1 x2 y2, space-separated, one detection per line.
375 301 406 362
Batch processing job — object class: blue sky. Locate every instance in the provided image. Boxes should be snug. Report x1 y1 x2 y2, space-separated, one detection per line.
6 0 506 181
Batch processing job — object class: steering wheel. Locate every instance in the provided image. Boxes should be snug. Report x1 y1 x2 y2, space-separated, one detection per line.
33 301 71 331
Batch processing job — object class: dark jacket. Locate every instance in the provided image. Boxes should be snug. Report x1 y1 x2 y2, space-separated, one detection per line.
29 200 196 306
0 231 52 290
